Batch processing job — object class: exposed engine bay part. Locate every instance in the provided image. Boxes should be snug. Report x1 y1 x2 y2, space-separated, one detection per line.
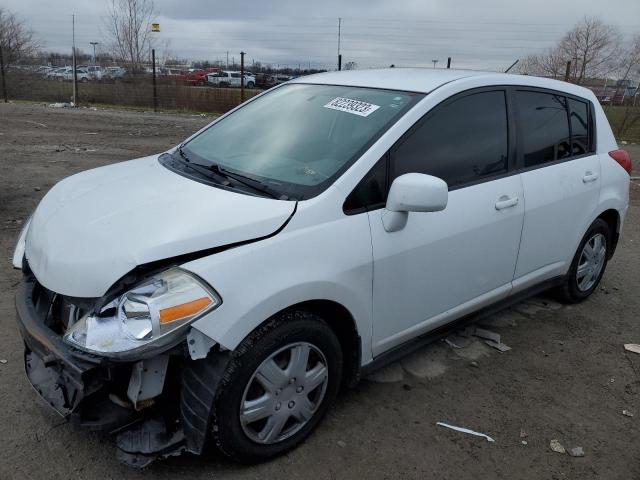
127 355 170 409
186 328 217 360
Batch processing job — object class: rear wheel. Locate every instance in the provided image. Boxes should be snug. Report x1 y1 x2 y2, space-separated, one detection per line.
246 81 255 89
556 218 610 303
211 311 342 463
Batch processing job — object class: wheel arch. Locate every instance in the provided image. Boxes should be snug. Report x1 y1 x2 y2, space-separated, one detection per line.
596 208 621 258
280 299 362 389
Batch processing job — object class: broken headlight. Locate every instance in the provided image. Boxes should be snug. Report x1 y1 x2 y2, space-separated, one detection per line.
63 268 220 359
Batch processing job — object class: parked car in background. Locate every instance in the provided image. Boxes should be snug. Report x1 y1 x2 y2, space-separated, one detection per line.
63 68 91 82
84 65 104 80
207 70 256 88
103 67 127 80
46 67 71 81
161 68 184 77
179 69 210 86
254 73 277 89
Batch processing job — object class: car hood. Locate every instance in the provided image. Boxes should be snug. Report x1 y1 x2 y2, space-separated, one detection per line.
25 155 295 298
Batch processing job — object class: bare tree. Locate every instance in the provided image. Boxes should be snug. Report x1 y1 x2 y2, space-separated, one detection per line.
0 8 40 65
560 17 620 84
517 17 621 84
104 0 155 72
344 61 358 70
518 47 567 79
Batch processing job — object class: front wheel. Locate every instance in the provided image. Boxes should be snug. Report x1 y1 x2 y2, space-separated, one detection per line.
555 218 610 303
211 311 342 463
246 81 255 89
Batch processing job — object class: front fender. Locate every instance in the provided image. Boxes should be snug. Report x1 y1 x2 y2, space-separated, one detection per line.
182 206 374 363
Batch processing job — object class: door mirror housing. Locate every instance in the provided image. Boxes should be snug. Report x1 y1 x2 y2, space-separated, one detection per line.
386 173 448 212
382 173 448 232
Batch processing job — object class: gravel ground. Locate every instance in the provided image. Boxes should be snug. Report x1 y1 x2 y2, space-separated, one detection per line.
1 102 639 480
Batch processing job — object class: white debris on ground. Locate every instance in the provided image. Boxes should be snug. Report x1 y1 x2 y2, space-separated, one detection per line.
568 446 585 457
48 102 74 108
550 439 566 454
436 422 495 442
624 344 640 354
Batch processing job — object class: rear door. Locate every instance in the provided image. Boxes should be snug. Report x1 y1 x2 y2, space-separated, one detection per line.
364 88 525 355
512 89 600 287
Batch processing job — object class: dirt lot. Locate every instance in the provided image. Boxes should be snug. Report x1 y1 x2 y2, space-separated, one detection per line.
1 102 639 480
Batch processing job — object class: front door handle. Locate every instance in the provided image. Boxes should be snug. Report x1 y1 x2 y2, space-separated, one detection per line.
583 171 599 183
495 195 519 210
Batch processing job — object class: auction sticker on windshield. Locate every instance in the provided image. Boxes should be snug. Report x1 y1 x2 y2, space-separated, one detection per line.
324 97 381 117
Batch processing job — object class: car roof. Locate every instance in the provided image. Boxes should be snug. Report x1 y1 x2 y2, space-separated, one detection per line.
290 68 594 98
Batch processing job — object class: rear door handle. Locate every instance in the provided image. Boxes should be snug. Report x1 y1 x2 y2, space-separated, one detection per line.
495 195 519 210
583 171 599 183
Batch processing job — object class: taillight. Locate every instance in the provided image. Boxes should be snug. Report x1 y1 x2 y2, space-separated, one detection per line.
609 150 632 175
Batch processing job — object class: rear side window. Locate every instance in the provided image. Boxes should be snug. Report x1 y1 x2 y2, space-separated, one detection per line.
516 91 571 167
568 98 590 155
392 90 508 188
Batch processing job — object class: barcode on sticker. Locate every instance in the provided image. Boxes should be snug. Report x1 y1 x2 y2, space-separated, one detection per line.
323 97 380 117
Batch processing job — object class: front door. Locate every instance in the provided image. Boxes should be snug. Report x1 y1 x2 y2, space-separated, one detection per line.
369 88 525 355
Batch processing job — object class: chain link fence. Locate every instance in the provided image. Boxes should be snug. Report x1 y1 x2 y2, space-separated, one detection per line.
3 70 261 114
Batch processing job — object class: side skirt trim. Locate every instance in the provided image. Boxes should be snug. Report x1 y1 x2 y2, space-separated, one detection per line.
361 276 564 377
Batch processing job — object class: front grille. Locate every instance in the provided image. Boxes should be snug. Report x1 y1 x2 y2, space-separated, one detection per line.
30 278 96 335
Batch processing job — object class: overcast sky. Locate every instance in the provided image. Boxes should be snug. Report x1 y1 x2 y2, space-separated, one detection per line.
4 0 640 70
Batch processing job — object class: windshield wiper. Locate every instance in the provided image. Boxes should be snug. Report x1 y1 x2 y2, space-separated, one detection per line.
177 146 288 200
212 164 289 200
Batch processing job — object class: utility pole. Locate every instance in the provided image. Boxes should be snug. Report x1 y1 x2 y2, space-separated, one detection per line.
152 48 158 112
240 51 245 102
90 42 99 64
150 23 160 111
432 59 438 69
0 45 7 103
72 14 78 106
446 57 451 69
337 17 341 71
226 51 229 70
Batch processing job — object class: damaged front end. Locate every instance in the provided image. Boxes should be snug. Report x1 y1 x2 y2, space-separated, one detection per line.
16 272 228 467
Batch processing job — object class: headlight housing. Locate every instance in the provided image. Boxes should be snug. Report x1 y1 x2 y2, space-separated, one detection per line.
12 215 32 269
64 268 220 359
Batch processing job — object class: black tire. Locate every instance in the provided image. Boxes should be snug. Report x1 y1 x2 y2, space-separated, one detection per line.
246 81 255 89
555 218 610 303
211 311 342 463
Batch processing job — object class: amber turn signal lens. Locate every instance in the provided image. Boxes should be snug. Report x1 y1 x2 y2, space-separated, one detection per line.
159 297 212 324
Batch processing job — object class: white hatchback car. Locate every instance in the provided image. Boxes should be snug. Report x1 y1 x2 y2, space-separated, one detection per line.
13 69 631 466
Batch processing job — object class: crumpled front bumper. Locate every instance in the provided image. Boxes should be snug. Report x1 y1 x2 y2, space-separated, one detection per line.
15 277 137 429
15 276 230 466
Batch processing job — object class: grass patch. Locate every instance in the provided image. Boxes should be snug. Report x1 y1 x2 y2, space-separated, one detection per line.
604 106 640 143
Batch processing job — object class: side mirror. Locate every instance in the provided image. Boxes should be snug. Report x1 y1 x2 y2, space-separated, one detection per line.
382 173 448 232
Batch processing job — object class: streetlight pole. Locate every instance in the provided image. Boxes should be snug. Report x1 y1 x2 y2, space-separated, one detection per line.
90 42 99 64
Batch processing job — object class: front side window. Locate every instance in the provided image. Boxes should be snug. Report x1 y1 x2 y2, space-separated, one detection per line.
182 84 423 199
516 91 570 167
392 90 508 188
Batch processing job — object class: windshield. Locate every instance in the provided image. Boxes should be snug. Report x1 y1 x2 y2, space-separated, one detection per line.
182 83 423 199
